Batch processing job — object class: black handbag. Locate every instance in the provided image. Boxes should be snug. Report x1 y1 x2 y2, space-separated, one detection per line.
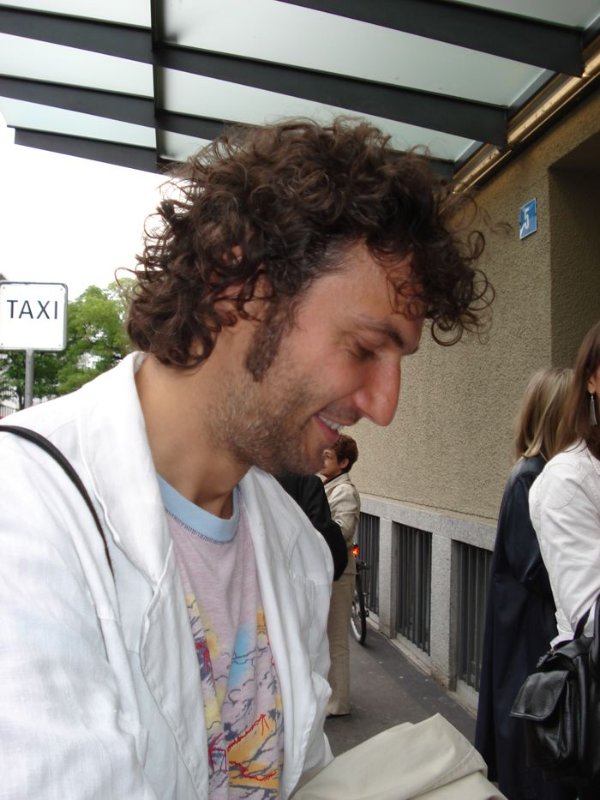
0 424 113 575
510 593 600 790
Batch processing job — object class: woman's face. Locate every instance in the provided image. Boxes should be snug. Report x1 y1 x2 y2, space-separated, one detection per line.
321 448 344 480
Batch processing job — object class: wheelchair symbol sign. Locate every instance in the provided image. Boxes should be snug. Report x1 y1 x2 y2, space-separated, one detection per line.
519 198 538 240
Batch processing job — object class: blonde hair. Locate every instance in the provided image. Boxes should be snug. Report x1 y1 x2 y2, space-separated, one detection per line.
514 367 573 462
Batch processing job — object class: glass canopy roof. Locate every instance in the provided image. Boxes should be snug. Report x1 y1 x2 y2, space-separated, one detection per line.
1 0 599 184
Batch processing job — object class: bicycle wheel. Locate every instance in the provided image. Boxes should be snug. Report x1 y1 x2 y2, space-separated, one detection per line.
350 570 367 645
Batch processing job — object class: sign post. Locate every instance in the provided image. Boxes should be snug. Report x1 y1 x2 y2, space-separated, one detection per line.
0 282 68 408
24 349 34 408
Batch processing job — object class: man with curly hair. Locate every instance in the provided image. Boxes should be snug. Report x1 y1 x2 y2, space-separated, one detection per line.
0 118 492 800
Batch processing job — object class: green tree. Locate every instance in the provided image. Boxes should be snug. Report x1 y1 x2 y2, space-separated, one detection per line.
0 280 133 407
0 350 62 409
55 281 133 395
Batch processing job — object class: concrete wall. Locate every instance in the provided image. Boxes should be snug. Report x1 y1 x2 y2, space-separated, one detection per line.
350 88 600 708
352 87 600 522
549 144 600 366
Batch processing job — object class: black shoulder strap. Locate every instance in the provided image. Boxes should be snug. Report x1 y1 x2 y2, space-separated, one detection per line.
575 606 592 638
0 424 114 576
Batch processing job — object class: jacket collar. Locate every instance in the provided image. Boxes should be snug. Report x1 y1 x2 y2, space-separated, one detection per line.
77 353 317 580
323 471 353 490
75 354 328 795
239 470 330 795
76 352 171 584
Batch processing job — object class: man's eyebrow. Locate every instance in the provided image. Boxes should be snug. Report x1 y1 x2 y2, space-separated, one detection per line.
354 316 420 355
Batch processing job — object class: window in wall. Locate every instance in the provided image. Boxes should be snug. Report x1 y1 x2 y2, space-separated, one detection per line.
456 542 491 691
356 512 379 615
395 523 432 654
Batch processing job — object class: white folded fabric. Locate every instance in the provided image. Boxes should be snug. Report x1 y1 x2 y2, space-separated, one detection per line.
292 713 505 800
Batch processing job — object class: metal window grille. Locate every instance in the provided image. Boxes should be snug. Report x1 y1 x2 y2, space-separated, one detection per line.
456 542 492 691
356 512 379 615
395 523 432 654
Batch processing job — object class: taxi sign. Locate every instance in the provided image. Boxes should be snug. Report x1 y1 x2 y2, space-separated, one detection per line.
0 281 68 351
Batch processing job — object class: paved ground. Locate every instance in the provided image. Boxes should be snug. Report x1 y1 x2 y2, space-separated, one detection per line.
325 627 476 756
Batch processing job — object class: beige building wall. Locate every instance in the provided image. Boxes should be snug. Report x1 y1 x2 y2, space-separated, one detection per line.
352 88 600 700
352 87 600 524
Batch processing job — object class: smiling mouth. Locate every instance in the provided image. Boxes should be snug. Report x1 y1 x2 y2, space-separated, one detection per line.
316 414 345 434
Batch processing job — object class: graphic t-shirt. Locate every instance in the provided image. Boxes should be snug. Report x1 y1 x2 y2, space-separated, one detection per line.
158 477 284 799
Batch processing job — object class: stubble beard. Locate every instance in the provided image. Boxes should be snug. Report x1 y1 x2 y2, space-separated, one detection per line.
210 373 325 476
207 304 331 476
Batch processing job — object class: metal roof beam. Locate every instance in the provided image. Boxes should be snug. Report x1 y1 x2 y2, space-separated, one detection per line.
0 76 155 127
6 99 453 176
0 76 229 142
0 6 506 145
158 44 506 145
156 111 226 140
277 0 584 75
0 6 151 63
13 128 160 172
150 0 165 173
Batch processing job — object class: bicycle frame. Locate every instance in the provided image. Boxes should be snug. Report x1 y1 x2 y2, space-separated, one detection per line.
350 544 370 644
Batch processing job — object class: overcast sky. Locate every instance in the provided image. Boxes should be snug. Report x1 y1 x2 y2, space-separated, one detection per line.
0 120 166 301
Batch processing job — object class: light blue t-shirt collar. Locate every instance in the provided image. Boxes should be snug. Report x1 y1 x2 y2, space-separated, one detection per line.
157 475 239 543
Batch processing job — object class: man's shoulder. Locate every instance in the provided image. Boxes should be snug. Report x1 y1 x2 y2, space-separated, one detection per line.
0 354 141 464
0 389 79 445
242 468 332 569
244 467 316 526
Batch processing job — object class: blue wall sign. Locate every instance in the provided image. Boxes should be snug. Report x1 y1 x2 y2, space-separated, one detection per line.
519 198 538 239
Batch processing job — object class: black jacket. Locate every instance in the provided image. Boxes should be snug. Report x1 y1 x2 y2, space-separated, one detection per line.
475 456 575 800
276 473 348 581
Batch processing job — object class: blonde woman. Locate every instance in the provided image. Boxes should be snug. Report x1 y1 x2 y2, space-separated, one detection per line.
475 368 574 800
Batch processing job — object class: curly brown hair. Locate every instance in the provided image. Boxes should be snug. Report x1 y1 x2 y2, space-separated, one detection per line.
127 117 493 370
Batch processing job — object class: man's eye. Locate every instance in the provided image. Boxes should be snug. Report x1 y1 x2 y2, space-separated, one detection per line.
354 344 375 361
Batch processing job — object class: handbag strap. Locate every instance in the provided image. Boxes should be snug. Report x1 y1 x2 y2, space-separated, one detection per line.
570 593 600 679
0 424 114 576
591 594 600 678
574 606 591 638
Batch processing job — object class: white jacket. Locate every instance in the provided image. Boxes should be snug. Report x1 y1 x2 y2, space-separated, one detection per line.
323 472 360 577
529 442 600 645
0 353 333 800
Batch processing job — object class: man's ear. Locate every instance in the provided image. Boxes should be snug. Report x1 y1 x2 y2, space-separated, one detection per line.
212 246 245 322
339 457 350 471
213 245 273 327
213 285 243 327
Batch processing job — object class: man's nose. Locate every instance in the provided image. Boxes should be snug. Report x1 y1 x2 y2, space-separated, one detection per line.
352 359 401 427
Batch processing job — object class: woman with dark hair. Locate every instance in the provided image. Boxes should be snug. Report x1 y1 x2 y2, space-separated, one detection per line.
475 367 574 800
319 434 360 717
530 321 600 648
527 323 600 800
